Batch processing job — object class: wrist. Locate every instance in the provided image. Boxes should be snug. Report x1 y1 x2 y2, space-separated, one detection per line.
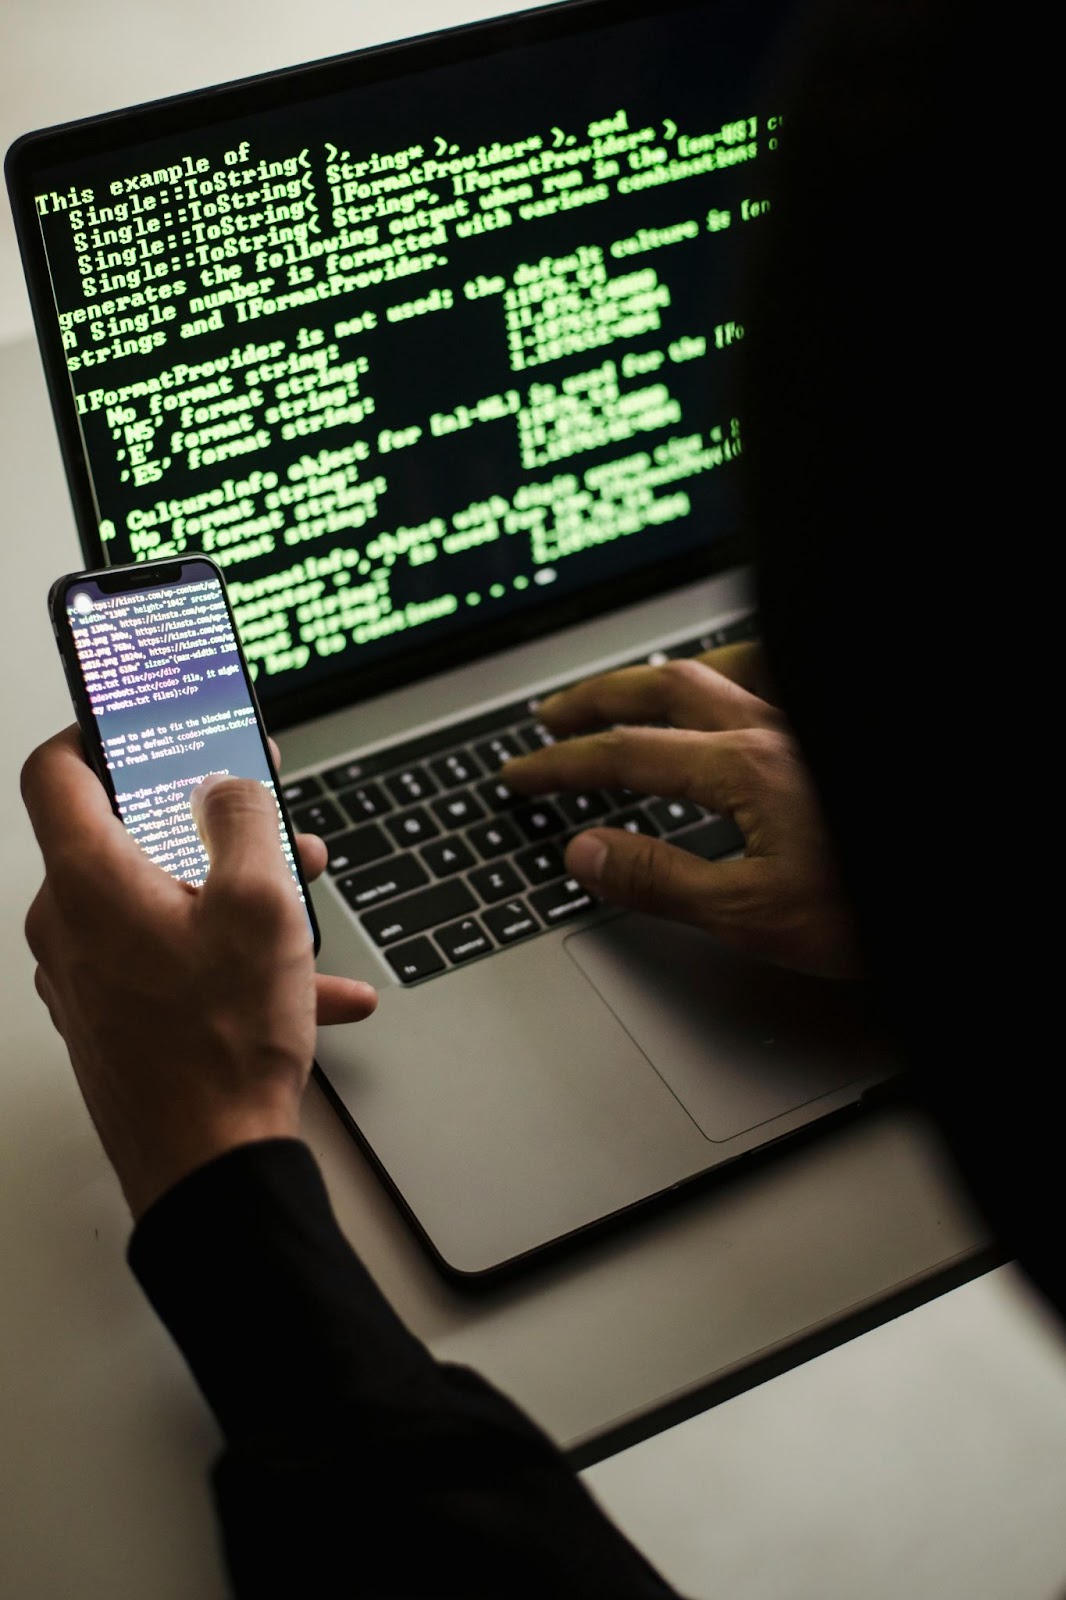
120 1100 302 1220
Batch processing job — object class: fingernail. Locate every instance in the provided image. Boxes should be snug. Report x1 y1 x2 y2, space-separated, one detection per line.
567 831 608 885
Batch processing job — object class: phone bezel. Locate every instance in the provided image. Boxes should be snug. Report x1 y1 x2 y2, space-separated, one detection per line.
49 554 321 952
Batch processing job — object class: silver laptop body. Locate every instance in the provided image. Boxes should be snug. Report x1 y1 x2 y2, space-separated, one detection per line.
287 571 892 1275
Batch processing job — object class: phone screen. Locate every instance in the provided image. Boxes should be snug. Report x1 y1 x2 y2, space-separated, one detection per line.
60 558 309 911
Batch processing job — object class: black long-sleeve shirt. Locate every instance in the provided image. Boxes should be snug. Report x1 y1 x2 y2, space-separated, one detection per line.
129 1137 678 1598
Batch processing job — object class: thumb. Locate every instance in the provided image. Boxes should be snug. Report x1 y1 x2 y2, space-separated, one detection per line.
191 774 290 893
565 827 748 933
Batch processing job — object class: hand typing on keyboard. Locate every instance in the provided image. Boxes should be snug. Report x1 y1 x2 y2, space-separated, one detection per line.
501 643 860 979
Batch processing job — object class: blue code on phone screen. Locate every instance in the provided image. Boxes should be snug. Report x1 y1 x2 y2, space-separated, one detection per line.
66 561 302 894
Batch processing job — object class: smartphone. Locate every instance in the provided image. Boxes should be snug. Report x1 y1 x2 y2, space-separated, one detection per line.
48 555 319 949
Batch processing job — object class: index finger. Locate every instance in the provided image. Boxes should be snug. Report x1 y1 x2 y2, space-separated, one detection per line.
535 656 778 736
695 640 778 704
503 726 751 815
20 726 136 868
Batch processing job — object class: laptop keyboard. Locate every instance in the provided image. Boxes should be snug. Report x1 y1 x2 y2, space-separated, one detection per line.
285 615 756 985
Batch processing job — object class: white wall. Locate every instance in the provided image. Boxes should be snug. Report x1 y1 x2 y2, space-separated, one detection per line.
0 0 552 346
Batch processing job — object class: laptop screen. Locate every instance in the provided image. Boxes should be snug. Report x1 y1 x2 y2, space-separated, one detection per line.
12 0 790 724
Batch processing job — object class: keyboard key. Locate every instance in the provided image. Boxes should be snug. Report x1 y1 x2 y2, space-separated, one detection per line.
385 936 446 984
281 774 323 806
291 797 346 836
469 861 524 903
483 899 541 944
474 733 523 771
362 880 477 946
428 748 482 789
435 917 493 964
557 790 610 825
431 788 485 830
649 797 705 833
514 800 566 841
386 766 437 806
528 877 597 926
477 777 522 812
421 836 476 877
337 854 429 911
518 721 556 751
676 815 745 860
384 807 440 848
603 807 661 838
516 843 566 885
322 756 371 790
597 791 637 814
694 613 759 653
664 637 705 659
316 701 541 792
326 824 393 875
716 613 759 646
468 818 522 860
339 782 392 822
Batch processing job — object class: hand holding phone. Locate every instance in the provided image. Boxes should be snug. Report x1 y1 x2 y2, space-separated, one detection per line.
49 555 317 939
24 557 378 1217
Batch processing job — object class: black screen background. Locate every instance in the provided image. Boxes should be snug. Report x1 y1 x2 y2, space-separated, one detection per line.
27 0 790 719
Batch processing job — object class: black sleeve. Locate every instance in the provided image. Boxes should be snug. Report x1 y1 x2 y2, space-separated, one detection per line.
128 1138 678 1599
741 5 1063 1322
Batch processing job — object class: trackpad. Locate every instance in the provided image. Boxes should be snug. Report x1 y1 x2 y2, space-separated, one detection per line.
566 913 892 1142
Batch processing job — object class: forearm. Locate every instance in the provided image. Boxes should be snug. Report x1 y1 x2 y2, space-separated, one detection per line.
129 1139 676 1598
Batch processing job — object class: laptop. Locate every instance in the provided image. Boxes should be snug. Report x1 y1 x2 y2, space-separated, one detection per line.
7 0 894 1277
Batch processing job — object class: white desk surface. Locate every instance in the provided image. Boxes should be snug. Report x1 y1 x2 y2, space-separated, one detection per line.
1 9 1061 1595
584 1264 1066 1600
